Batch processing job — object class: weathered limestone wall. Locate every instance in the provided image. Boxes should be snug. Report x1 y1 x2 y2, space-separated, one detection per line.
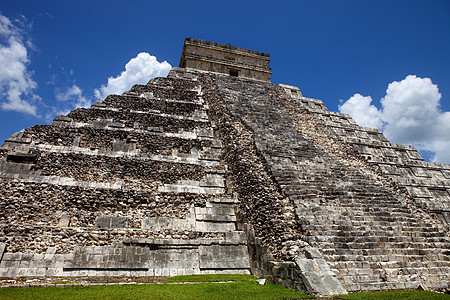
0 73 250 279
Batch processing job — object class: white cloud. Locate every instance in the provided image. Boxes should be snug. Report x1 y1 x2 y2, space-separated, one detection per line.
339 75 450 163
55 84 91 108
94 52 171 99
338 93 383 129
381 76 442 143
46 52 170 122
0 14 39 115
46 84 92 119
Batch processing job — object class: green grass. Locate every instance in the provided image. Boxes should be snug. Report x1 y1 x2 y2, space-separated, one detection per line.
337 289 450 300
1 275 448 299
0 275 313 300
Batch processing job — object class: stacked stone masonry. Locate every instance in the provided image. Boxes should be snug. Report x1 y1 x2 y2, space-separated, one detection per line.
0 74 250 279
190 69 448 294
0 44 449 296
179 37 272 82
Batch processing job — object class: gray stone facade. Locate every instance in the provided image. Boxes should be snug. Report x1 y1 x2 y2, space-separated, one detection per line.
0 69 250 280
179 37 271 82
0 39 448 295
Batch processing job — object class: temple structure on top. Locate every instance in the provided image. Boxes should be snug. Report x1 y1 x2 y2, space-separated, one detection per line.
179 37 272 82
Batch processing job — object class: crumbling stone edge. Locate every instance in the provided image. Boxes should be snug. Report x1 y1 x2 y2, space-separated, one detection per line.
244 223 346 296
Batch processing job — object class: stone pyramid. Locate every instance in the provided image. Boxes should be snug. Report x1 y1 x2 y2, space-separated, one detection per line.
0 38 448 295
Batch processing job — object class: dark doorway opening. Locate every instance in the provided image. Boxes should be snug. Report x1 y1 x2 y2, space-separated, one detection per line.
229 69 239 77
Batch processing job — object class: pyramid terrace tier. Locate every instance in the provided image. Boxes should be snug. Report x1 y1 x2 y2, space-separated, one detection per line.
126 84 202 103
144 76 200 91
0 238 251 278
0 181 215 228
66 107 211 133
18 125 216 155
35 151 205 181
99 94 205 116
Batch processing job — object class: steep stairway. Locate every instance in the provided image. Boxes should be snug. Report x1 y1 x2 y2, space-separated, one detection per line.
210 73 449 291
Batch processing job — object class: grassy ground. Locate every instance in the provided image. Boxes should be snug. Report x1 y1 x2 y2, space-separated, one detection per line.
0 274 313 300
0 275 448 299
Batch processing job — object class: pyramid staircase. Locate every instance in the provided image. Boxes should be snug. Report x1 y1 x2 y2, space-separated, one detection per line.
210 72 449 292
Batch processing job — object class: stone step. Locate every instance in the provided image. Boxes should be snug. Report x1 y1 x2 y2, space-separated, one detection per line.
349 215 420 222
322 252 449 263
316 242 450 252
305 219 423 228
307 229 446 240
305 222 445 233
305 223 446 234
306 227 443 237
294 201 409 211
319 246 449 257
302 217 424 228
313 220 424 229
330 261 450 271
343 280 443 292
339 268 450 288
340 267 450 279
312 235 448 244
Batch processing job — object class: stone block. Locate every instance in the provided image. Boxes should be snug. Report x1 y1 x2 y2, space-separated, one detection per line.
301 271 330 296
322 275 347 295
304 247 322 259
94 216 129 228
200 175 225 188
58 213 71 227
64 246 150 270
109 122 125 128
142 217 195 231
112 140 136 152
0 243 5 261
91 100 106 108
297 258 317 273
198 245 249 269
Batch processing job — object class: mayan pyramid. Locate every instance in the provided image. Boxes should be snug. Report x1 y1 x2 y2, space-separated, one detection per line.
0 38 448 296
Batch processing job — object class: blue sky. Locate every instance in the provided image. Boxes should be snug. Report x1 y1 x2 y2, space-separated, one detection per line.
1 0 449 162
